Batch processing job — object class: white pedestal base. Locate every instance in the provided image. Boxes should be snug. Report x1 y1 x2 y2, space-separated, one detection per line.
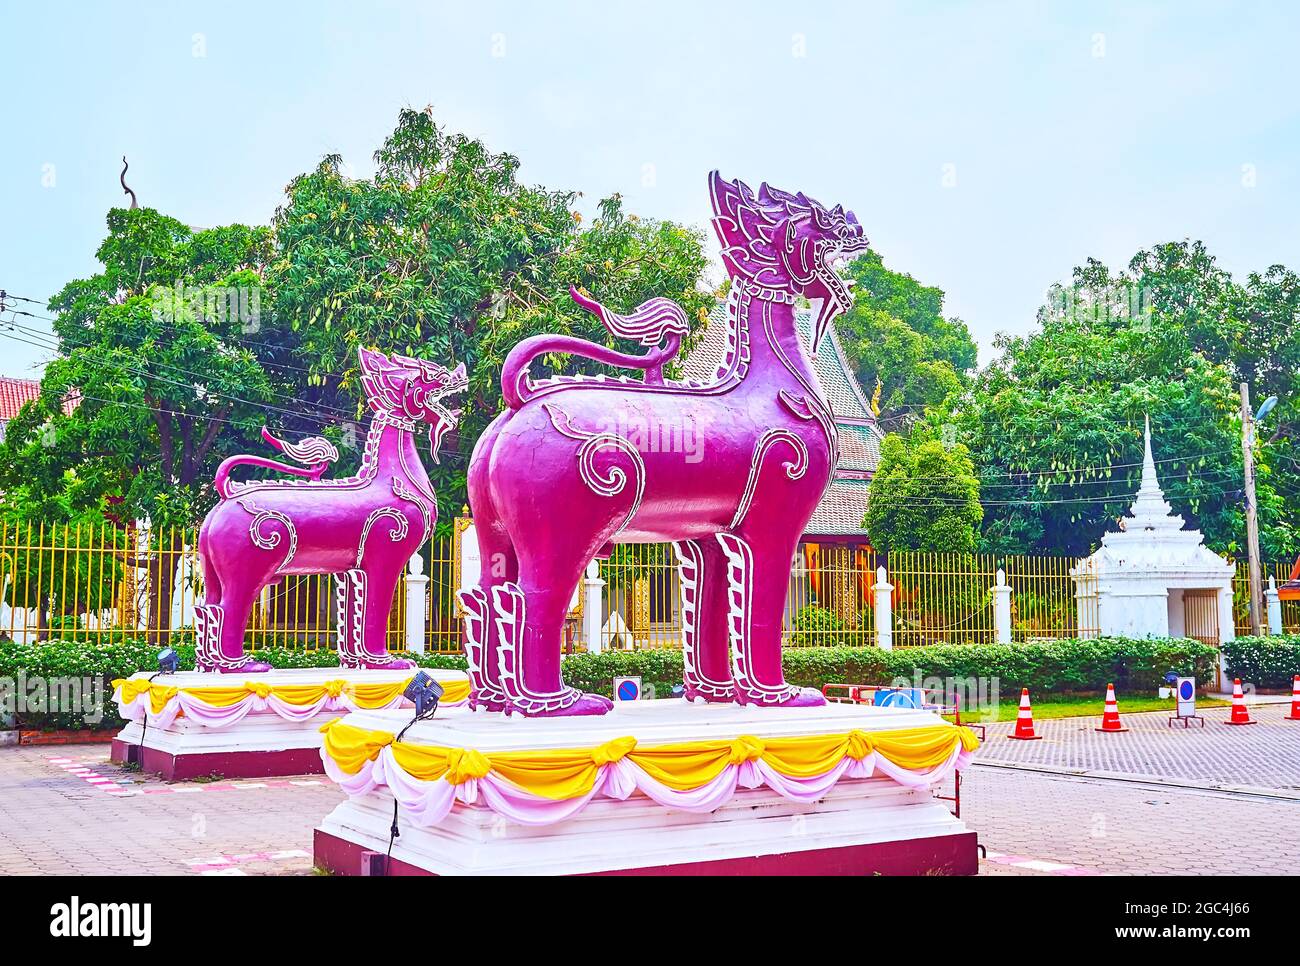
110 667 469 780
314 700 979 876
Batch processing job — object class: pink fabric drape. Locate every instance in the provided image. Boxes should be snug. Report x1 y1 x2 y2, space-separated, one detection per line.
321 742 974 829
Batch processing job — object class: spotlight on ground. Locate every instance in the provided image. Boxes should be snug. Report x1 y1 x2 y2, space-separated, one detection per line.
404 672 444 720
157 647 180 675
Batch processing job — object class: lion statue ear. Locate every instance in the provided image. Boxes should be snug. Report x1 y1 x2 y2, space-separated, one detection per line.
780 217 816 284
390 351 424 371
358 347 410 415
710 170 780 283
358 346 390 376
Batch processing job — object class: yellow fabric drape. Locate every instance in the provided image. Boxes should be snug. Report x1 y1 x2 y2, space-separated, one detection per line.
112 676 471 714
317 718 395 773
112 678 179 715
319 721 981 800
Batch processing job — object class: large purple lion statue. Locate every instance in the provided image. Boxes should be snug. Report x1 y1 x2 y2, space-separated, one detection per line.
195 348 466 673
459 171 868 716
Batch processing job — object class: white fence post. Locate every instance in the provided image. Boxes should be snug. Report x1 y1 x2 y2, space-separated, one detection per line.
874 566 894 651
404 553 429 654
993 568 1013 644
582 559 606 654
1266 575 1283 637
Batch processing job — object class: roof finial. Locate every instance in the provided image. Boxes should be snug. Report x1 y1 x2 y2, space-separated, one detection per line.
1127 413 1181 531
1142 413 1157 488
120 156 138 210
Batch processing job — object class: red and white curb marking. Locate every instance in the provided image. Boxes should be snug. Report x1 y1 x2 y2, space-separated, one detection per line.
983 850 1102 876
44 754 326 796
185 849 311 876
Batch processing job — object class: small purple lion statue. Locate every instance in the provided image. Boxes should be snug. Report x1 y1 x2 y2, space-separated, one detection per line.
195 349 466 673
460 171 869 715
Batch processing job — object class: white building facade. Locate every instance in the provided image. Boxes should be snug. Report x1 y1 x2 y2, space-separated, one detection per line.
1073 418 1235 647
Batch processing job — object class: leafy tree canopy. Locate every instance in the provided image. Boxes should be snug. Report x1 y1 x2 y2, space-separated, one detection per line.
865 432 982 554
835 250 977 431
936 241 1300 558
2 109 713 540
269 107 712 523
0 208 277 531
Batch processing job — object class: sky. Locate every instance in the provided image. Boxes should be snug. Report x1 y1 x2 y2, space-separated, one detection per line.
2 0 1299 379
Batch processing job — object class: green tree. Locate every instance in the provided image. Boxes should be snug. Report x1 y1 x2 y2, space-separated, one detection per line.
1 109 716 635
865 433 983 553
940 245 1300 558
0 208 281 637
269 108 713 526
835 250 977 430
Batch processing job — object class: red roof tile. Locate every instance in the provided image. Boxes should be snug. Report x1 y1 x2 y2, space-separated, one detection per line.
0 378 43 421
0 377 79 422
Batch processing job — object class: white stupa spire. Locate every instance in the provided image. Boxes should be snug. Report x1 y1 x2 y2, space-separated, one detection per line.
1124 414 1184 532
1078 414 1234 640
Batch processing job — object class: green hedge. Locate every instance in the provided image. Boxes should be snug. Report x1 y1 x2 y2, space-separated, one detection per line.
2 635 1217 731
556 636 1215 699
0 639 468 732
1222 637 1300 690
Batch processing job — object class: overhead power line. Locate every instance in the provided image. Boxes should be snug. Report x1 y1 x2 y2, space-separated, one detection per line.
0 335 472 470
2 314 357 419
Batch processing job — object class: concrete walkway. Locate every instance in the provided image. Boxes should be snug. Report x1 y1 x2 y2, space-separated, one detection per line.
1 704 1295 876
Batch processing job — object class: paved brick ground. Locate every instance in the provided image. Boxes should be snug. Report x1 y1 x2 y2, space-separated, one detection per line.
0 746 342 876
976 703 1300 793
2 710 1297 876
963 767 1300 876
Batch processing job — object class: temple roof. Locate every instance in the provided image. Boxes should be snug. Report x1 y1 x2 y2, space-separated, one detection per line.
805 477 875 536
683 303 883 538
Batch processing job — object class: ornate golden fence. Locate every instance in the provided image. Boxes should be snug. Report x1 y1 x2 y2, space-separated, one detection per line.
440 544 1101 650
1005 554 1098 642
889 551 997 646
0 517 1112 653
593 542 881 651
0 520 411 650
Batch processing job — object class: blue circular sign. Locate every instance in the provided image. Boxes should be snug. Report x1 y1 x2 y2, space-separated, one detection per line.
877 689 921 709
617 680 640 701
1179 680 1195 701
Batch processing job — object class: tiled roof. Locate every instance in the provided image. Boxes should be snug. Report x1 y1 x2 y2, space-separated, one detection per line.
678 304 734 385
0 377 78 424
838 422 882 475
0 378 43 422
806 477 873 536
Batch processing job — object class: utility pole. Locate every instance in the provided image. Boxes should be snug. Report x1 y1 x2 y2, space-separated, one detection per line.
1241 383 1264 636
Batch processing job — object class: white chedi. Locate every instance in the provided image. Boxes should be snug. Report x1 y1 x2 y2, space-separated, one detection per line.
1072 416 1234 644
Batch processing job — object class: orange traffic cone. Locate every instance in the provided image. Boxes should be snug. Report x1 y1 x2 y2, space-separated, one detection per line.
1225 678 1257 725
1287 676 1300 722
1008 688 1042 740
1096 683 1128 733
